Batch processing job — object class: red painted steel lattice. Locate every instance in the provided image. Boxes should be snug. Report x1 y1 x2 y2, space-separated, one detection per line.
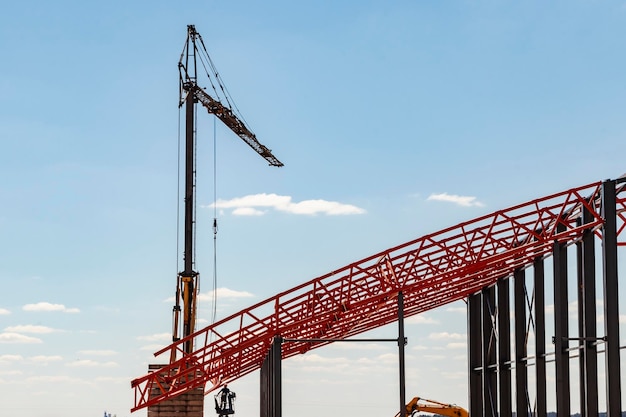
131 179 626 412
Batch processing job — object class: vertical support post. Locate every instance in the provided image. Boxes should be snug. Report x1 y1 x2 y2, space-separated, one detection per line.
553 224 570 417
534 257 547 417
497 278 512 416
581 207 599 416
514 268 528 416
601 179 622 416
181 82 197 355
576 230 587 417
183 86 195 276
468 292 483 417
398 291 406 417
482 286 497 417
260 336 282 417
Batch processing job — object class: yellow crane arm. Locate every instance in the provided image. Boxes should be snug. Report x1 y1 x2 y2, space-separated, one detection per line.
396 396 469 417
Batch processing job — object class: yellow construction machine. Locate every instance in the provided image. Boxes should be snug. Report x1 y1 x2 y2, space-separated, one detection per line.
395 396 469 417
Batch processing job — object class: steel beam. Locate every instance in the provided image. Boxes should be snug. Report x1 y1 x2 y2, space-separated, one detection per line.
533 257 547 417
553 224 570 417
468 292 483 417
482 286 497 417
397 292 406 417
580 208 599 417
601 179 622 416
497 278 512 416
514 268 529 416
260 337 282 417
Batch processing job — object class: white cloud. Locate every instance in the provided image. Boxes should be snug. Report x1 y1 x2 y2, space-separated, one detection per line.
22 302 80 313
289 354 348 364
0 308 10 315
140 344 167 351
166 287 255 304
94 376 130 383
446 342 466 349
209 193 366 216
26 375 83 383
424 354 446 360
77 350 117 356
411 345 429 351
406 315 439 324
0 370 22 376
30 355 63 363
428 332 466 341
5 325 57 334
198 287 254 302
0 354 24 363
136 333 171 342
232 207 265 216
66 359 118 368
427 192 485 207
329 343 388 351
0 332 42 344
442 371 467 379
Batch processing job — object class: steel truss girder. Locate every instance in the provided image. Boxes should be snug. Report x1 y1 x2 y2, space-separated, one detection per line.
131 179 626 412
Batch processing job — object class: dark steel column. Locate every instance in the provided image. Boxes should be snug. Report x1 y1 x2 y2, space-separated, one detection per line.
553 225 570 417
534 257 547 417
181 87 197 354
514 268 528 416
183 89 195 276
397 292 406 417
468 292 483 417
482 286 497 417
497 278 512 416
601 179 622 416
576 232 587 417
581 207 599 417
260 337 282 417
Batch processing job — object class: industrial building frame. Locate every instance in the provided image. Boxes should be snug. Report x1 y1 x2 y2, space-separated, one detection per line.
468 179 624 417
132 177 626 417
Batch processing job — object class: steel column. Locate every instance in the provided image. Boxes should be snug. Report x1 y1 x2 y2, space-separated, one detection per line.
497 278 512 416
468 292 483 417
601 179 622 416
482 286 497 417
260 337 282 417
553 224 570 417
580 207 599 417
397 292 406 417
533 257 547 417
514 268 529 416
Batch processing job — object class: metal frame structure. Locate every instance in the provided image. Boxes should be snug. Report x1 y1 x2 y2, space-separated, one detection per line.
467 178 625 416
131 177 626 415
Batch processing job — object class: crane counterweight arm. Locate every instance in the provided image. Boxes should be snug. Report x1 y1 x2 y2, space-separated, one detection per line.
189 84 284 167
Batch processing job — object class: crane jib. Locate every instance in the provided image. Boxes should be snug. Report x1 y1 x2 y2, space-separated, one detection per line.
190 85 283 167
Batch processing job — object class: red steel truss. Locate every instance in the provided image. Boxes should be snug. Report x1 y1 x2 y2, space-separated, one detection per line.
131 179 626 412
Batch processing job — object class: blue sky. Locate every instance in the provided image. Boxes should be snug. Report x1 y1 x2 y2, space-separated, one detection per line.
1 1 626 416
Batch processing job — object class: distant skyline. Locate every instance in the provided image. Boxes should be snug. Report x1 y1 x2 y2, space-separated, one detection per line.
2 1 626 417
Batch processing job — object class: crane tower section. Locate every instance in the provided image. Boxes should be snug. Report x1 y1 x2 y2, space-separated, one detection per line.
172 24 283 360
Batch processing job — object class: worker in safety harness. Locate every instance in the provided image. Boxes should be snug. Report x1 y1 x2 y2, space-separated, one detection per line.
215 384 236 416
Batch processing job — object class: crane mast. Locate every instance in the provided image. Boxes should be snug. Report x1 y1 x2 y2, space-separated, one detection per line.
171 24 283 360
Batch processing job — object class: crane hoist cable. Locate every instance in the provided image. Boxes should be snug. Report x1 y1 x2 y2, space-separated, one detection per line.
211 116 218 330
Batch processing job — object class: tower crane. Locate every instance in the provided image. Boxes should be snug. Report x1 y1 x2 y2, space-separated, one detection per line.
172 24 283 360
